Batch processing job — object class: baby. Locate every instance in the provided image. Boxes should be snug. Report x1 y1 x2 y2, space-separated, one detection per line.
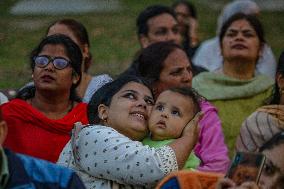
143 87 201 169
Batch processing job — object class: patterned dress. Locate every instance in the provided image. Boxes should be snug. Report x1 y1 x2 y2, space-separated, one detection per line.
57 123 178 189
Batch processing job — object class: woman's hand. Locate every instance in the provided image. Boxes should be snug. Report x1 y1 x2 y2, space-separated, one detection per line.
216 178 260 189
187 17 199 47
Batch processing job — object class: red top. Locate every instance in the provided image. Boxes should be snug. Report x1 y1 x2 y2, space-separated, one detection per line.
1 99 89 162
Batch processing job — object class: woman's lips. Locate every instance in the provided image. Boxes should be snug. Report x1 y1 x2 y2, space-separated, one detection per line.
130 111 147 122
40 75 55 82
232 44 247 49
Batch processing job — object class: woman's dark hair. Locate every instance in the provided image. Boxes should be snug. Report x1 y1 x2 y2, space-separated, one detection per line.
47 19 92 72
266 51 284 104
219 13 265 47
17 34 82 101
172 0 197 19
167 87 201 114
137 5 176 37
87 75 153 124
137 41 185 84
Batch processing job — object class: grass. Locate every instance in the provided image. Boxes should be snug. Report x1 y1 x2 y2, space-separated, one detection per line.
0 0 283 89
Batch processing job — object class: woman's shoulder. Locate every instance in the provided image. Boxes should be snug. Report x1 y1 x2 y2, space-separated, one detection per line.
237 106 284 152
1 98 31 110
77 124 122 139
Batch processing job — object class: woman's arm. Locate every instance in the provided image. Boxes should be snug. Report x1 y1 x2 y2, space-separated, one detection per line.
74 125 178 187
195 101 230 173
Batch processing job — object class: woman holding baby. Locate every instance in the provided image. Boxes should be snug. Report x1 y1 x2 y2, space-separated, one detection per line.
58 75 201 189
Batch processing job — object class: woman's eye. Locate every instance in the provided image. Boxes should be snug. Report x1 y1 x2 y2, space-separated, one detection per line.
172 27 179 34
226 32 236 37
170 70 182 76
124 93 135 99
145 99 154 106
244 33 254 38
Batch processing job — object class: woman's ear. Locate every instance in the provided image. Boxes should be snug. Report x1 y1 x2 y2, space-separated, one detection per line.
258 43 264 59
82 44 89 59
0 121 8 145
139 34 150 48
277 72 284 90
72 71 80 85
98 104 109 124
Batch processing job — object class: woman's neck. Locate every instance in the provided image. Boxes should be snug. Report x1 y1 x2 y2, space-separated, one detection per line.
223 59 256 80
76 72 92 98
30 92 73 119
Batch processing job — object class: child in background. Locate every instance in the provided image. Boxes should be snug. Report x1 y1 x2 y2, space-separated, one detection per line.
143 87 201 169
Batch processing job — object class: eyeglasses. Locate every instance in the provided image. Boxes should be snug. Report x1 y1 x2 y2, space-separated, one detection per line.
34 55 70 70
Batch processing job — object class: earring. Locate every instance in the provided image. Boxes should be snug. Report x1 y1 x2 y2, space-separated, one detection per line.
101 116 107 123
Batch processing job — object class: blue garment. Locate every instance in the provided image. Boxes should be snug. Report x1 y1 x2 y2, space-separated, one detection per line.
5 149 85 189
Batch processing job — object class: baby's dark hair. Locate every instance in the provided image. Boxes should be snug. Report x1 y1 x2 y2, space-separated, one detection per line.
166 87 201 115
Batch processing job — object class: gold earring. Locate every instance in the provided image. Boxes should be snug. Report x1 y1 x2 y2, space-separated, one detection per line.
101 116 107 122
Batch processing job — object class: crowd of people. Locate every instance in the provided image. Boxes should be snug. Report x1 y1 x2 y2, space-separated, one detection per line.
0 0 283 189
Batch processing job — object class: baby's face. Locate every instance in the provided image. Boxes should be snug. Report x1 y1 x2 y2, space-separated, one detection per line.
148 90 195 140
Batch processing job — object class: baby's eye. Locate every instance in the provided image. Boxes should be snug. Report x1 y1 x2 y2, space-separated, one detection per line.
155 104 164 111
172 110 181 116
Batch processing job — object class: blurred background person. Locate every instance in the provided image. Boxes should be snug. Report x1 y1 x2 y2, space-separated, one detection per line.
46 19 112 102
172 0 200 58
0 109 86 189
137 41 230 173
1 34 88 162
193 13 274 155
193 0 276 79
236 51 284 152
121 5 207 77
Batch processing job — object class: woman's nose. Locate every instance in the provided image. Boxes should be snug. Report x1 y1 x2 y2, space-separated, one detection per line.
182 70 192 83
44 61 55 71
137 99 147 109
235 32 245 41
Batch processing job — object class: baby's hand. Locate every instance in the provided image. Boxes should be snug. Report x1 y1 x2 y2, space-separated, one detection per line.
181 112 203 144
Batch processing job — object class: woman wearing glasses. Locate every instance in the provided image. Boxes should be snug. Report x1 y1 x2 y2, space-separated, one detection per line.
0 34 89 162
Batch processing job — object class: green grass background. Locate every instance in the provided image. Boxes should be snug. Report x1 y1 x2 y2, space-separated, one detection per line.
0 0 283 89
